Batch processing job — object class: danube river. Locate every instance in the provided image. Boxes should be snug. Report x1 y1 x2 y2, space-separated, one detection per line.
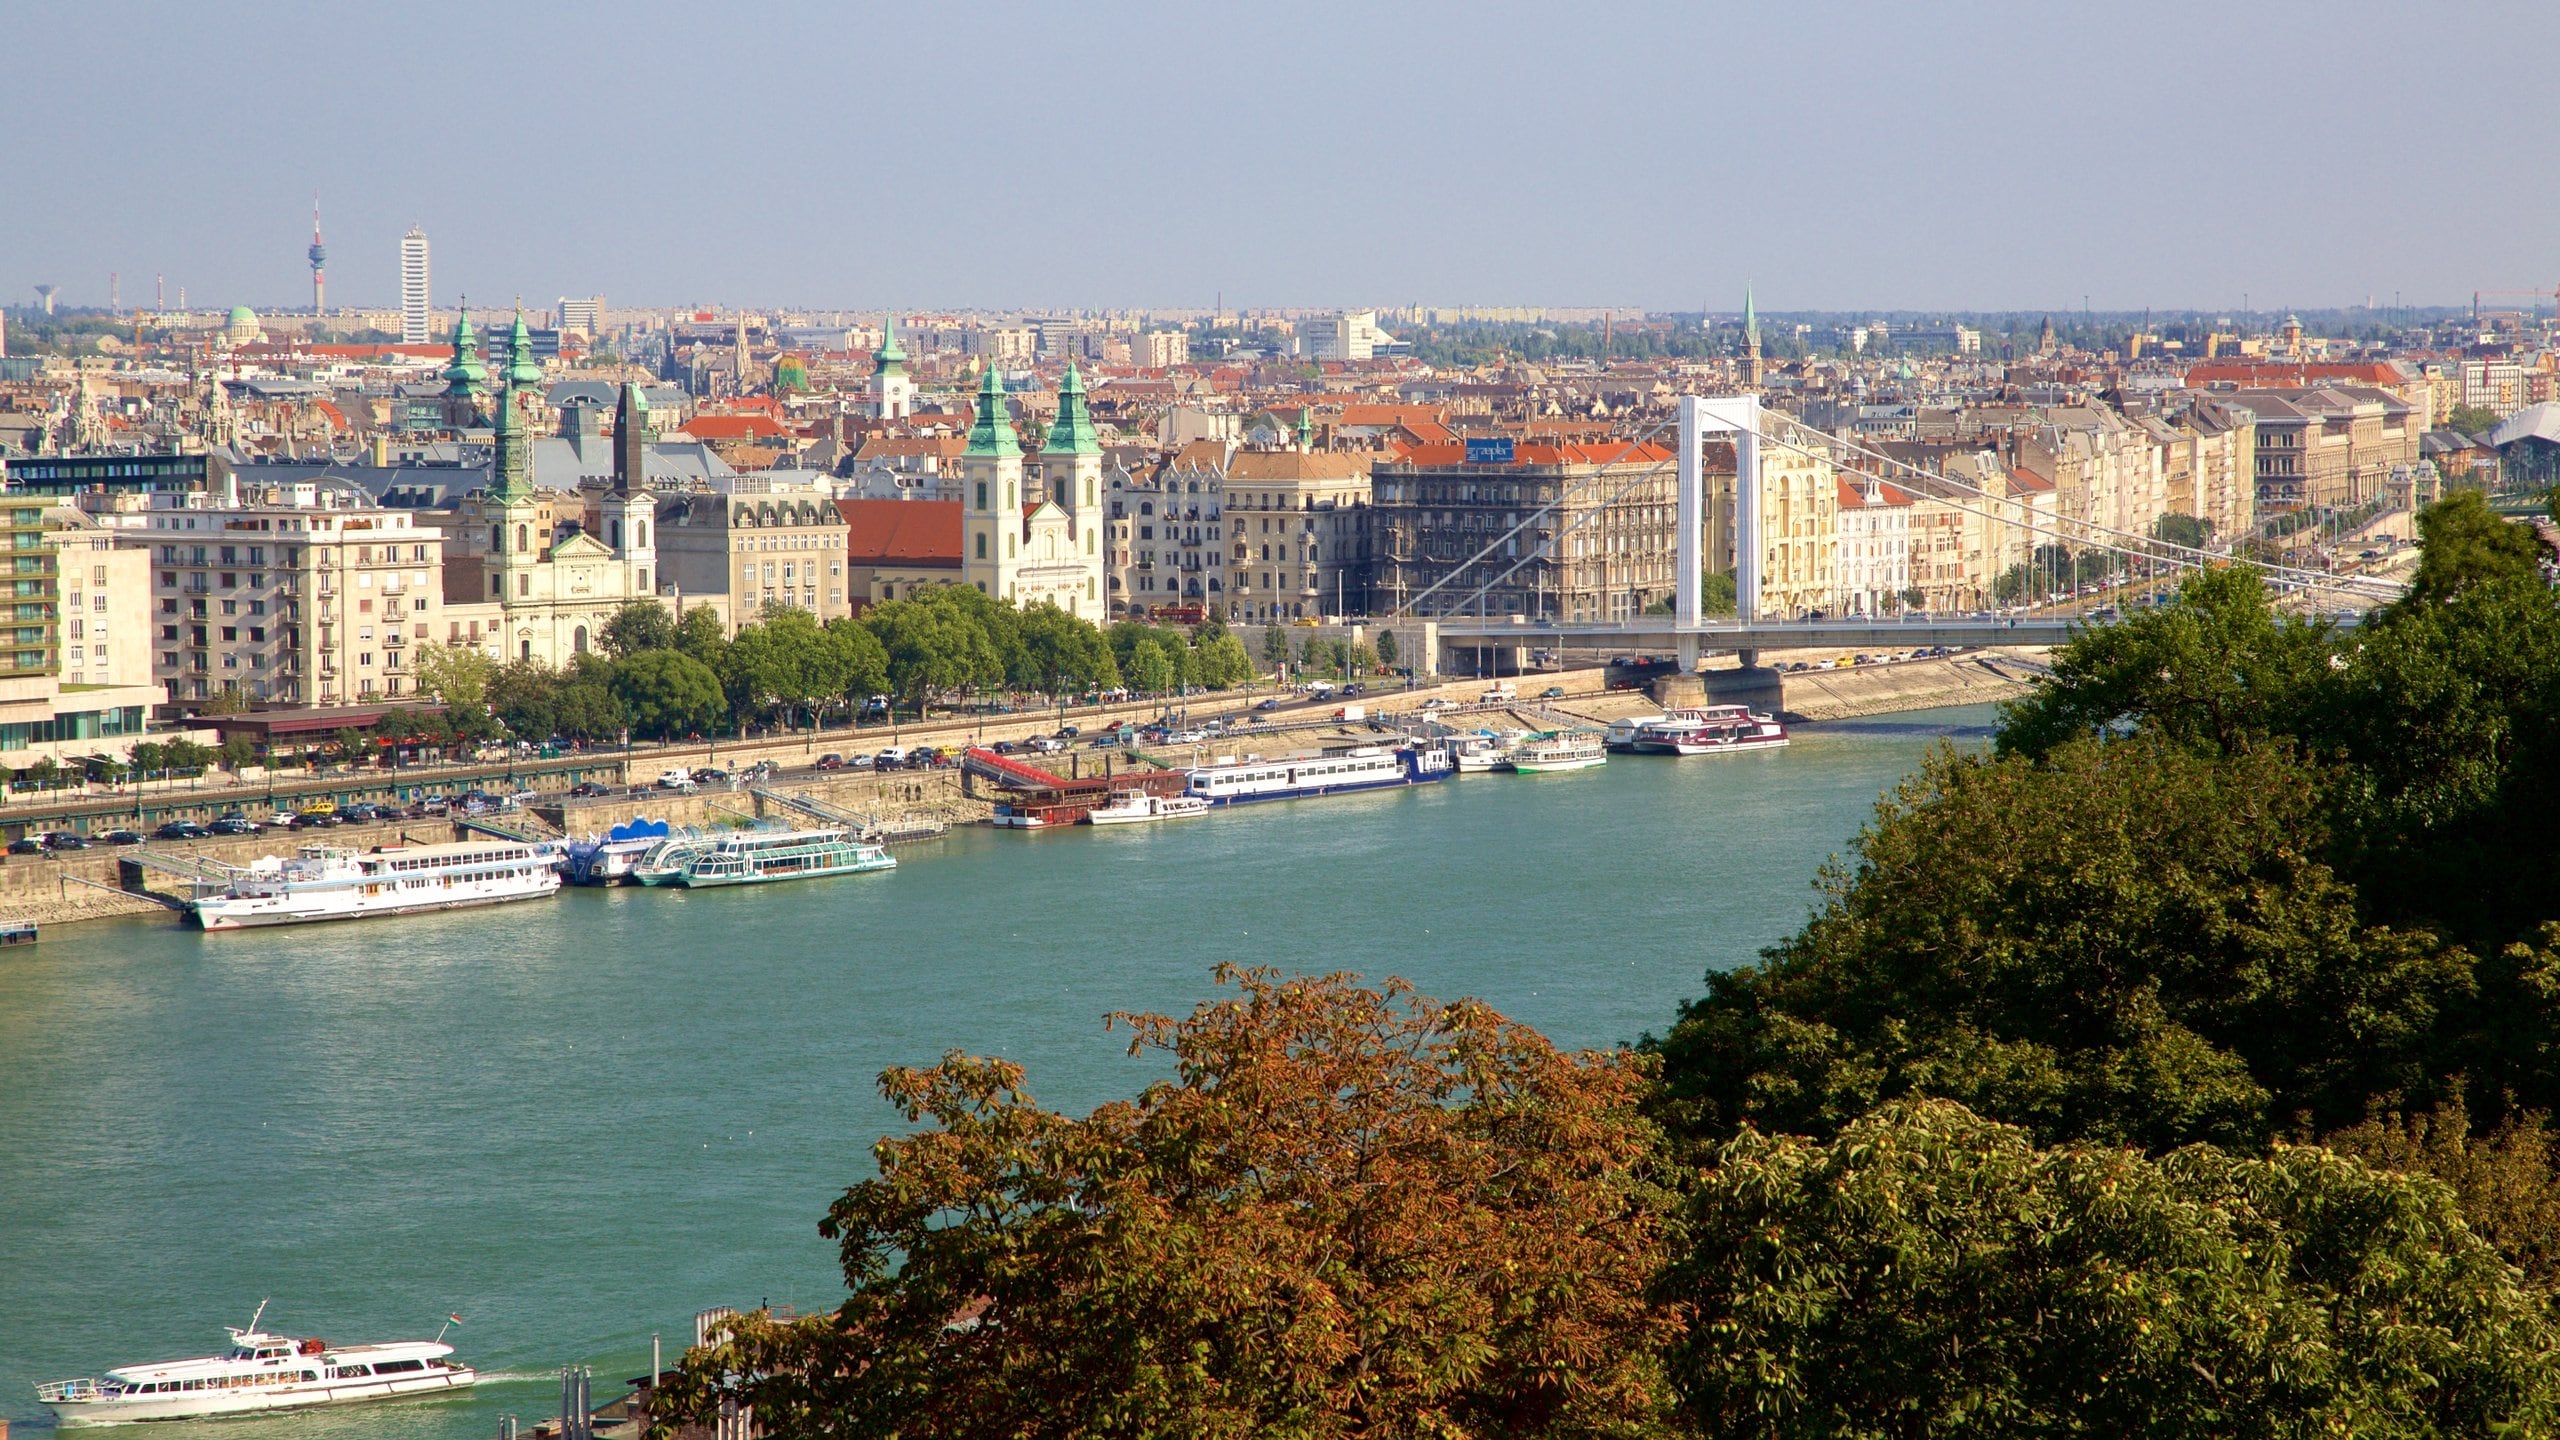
0 706 1993 1438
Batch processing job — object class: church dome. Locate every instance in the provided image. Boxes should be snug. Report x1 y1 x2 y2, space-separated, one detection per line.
224 306 262 345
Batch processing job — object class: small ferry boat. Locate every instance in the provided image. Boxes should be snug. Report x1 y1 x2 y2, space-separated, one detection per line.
1630 705 1791 756
1508 730 1607 773
37 1305 475 1426
0 918 36 945
1603 715 1665 753
1085 791 1212 825
562 817 677 885
1185 745 1453 807
632 826 894 887
190 841 560 930
1446 730 1527 773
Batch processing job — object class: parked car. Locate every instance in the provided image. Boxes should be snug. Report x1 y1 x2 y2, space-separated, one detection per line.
1028 736 1065 755
7 836 46 855
340 802 384 822
909 747 944 769
208 816 261 836
102 829 145 846
568 781 612 798
153 820 211 841
1540 685 1567 698
655 768 695 790
846 754 876 771
43 831 91 850
874 747 909 769
1055 724 1081 738
992 739 1017 755
288 811 341 830
814 753 847 771
692 767 731 784
1255 698 1283 711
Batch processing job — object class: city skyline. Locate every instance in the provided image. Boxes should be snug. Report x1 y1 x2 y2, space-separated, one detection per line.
8 0 2559 315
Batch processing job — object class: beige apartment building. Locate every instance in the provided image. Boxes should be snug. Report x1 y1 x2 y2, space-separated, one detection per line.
136 481 445 707
2227 387 2420 513
655 491 852 630
50 508 152 689
1370 441 1672 622
1227 447 1375 621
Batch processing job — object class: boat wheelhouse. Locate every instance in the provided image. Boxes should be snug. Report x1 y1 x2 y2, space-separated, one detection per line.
190 841 560 930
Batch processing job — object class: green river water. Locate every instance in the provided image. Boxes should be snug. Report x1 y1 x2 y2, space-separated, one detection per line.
0 705 1995 1438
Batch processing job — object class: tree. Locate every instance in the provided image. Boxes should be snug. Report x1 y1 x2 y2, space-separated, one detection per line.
2445 402 2502 435
1194 631 1254 689
1013 602 1118 695
2408 489 2548 603
1665 1099 2560 1438
1124 635 1175 695
819 616 890 709
1649 736 2467 1155
162 737 211 776
1995 565 2343 761
675 605 728 665
1374 627 1399 671
485 659 560 740
598 598 678 658
609 650 724 739
651 969 1677 1440
866 593 1004 713
127 741 166 781
331 727 370 766
410 642 496 712
1702 570 1739 617
723 608 847 730
1348 641 1379 675
1261 624 1291 671
2152 511 2214 551
552 676 627 742
215 735 259 773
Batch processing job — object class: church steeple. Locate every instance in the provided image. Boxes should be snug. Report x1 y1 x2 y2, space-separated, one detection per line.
965 365 1019 457
1742 284 1764 388
871 311 913 420
491 378 531 504
505 305 542 389
1043 361 1099 457
613 381 647 496
1295 406 1315 453
874 312 907 373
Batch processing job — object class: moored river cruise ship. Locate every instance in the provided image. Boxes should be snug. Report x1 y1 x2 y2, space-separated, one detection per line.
1185 745 1454 806
36 1309 476 1426
190 841 561 930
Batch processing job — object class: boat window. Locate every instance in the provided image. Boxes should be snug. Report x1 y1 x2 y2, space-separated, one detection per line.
372 1358 427 1375
332 1364 372 1378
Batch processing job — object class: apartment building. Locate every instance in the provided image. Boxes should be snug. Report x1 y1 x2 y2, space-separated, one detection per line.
1109 439 1228 616
138 482 445 707
49 509 150 688
1834 477 1914 616
2228 387 2420 513
1370 441 1673 622
655 491 852 629
1226 448 1374 621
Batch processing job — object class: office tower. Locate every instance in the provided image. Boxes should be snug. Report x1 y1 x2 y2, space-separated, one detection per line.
400 227 431 343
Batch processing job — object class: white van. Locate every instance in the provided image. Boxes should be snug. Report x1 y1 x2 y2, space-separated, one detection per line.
655 768 696 790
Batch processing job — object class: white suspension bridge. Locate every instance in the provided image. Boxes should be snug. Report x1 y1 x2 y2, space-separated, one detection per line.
1396 394 2400 668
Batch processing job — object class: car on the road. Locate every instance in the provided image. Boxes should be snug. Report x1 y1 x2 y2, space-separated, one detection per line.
7 836 46 855
288 811 341 830
1054 724 1081 738
909 747 945 769
692 767 732 784
992 739 1018 755
208 815 261 836
1028 736 1065 754
1540 685 1567 698
43 830 92 850
102 829 145 846
340 802 385 823
569 781 612 798
1255 698 1282 711
153 820 211 841
416 795 453 816
815 753 847 771
845 754 875 770
874 747 908 769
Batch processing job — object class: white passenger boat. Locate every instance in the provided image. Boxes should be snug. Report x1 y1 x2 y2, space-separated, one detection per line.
1508 730 1607 773
190 841 560 930
36 1305 475 1426
632 826 894 887
563 817 679 885
1085 791 1212 825
1629 705 1791 756
1185 745 1454 806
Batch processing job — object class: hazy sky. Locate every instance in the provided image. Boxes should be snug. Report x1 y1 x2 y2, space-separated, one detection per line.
8 0 2556 316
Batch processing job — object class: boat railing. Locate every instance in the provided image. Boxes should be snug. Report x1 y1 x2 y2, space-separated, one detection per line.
36 1378 102 1402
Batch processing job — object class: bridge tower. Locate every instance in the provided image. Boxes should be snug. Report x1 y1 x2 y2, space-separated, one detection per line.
1675 394 1763 666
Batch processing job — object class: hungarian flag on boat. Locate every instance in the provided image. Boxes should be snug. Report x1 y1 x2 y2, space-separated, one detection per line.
449 1314 464 1326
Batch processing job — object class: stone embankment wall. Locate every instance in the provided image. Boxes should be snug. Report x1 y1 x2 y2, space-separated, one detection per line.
1776 650 2047 721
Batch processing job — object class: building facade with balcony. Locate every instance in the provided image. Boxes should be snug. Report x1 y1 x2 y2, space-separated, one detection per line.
1225 439 1374 622
1369 441 1672 622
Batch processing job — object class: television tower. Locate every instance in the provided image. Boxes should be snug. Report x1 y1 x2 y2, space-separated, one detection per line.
308 196 327 317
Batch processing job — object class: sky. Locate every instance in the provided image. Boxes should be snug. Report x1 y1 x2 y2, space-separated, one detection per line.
7 0 2558 317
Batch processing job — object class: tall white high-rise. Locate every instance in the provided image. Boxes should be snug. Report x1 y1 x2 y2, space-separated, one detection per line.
399 227 431 343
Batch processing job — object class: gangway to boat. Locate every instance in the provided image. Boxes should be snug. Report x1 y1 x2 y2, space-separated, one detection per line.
960 747 1070 790
123 848 245 886
456 813 556 844
749 785 865 828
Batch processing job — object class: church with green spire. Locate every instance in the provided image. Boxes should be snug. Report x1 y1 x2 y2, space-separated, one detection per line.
954 363 1105 617
870 313 912 419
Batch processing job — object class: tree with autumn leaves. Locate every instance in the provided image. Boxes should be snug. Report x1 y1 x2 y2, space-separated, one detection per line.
655 967 1681 1439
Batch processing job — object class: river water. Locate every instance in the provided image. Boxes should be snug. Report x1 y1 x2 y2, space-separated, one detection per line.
0 705 1994 1438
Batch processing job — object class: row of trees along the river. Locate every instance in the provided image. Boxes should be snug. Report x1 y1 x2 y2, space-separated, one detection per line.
397 587 1365 748
648 491 2560 1437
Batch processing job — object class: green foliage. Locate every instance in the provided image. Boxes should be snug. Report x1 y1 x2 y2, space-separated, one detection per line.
2445 402 2502 435
1013 602 1118 694
866 589 1005 711
674 605 728 665
1194 631 1254 688
1261 624 1291 668
410 642 495 711
2409 489 2549 603
1996 566 2340 760
609 650 724 739
650 969 1677 1440
485 659 561 739
1123 635 1175 695
722 608 846 729
1652 737 2464 1154
215 735 258 772
1666 1099 2560 1438
598 599 677 658
1701 569 1738 617
1373 627 1399 670
2152 510 2215 550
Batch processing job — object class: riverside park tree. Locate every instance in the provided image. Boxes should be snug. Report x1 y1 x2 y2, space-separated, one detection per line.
1665 1099 2560 1438
598 598 678 658
651 969 1679 1440
609 650 723 739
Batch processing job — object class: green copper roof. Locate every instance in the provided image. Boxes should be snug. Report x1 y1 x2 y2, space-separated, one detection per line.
875 312 907 369
1296 406 1314 450
965 366 1020 457
444 314 487 392
1042 361 1100 456
505 308 542 388
491 379 532 504
1743 285 1758 345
